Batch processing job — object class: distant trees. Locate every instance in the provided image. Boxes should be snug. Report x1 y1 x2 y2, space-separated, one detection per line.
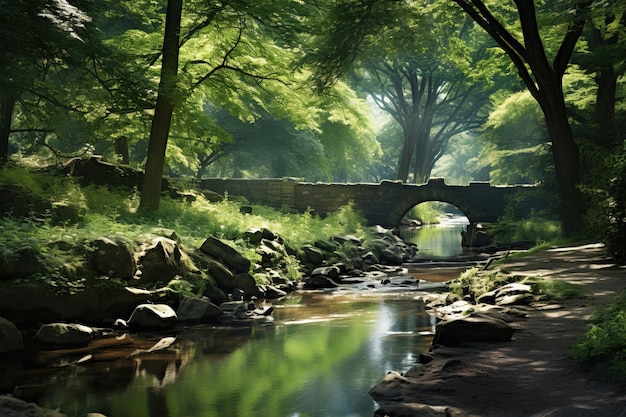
351 2 500 183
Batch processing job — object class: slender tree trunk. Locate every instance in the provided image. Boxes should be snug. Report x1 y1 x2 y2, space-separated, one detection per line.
0 89 16 162
594 65 617 128
139 0 183 211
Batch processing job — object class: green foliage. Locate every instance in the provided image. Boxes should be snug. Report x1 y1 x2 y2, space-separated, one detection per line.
570 290 626 382
480 91 552 184
449 266 584 301
485 214 563 246
0 164 372 290
448 267 525 298
405 202 443 224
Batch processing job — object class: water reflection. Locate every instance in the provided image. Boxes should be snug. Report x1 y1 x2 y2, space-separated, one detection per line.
401 217 470 260
12 292 435 417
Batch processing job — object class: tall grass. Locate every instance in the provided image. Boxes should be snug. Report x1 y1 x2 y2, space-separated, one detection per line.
1 164 371 263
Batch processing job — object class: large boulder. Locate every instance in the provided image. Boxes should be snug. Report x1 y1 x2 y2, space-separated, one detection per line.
302 245 325 265
34 323 94 348
91 236 136 279
137 237 183 284
434 314 513 346
204 258 234 288
200 236 250 273
176 297 222 322
477 282 534 306
0 395 67 417
0 282 177 325
128 304 177 330
0 245 43 281
0 317 23 353
232 273 263 299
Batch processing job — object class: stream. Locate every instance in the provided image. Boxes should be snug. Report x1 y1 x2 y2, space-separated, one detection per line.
3 220 472 417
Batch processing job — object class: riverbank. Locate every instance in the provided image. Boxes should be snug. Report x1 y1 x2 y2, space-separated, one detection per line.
371 243 626 417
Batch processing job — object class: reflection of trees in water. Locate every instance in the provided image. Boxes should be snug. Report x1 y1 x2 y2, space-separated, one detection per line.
17 297 437 417
148 386 171 417
369 300 434 373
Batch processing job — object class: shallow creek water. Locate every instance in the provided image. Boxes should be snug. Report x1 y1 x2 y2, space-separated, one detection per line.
5 224 471 417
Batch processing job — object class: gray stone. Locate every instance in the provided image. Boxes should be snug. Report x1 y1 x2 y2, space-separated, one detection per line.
302 245 324 265
137 237 182 284
0 317 23 353
244 227 280 244
333 235 363 245
200 236 251 273
311 265 341 280
258 284 288 299
434 314 513 346
34 323 93 347
205 258 235 288
379 248 404 265
303 274 340 289
176 297 222 322
233 272 262 298
91 236 136 279
0 395 67 417
128 304 177 330
220 301 249 317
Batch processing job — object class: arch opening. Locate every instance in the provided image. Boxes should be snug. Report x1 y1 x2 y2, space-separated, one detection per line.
399 202 470 260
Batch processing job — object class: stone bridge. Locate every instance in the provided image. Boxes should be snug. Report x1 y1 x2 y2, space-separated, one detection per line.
199 178 537 228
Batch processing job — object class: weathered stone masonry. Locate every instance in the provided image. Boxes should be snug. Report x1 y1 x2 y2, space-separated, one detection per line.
199 177 537 228
64 158 536 228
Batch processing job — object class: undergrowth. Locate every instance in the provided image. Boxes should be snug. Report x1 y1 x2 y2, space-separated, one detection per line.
449 266 585 301
0 163 372 288
570 290 626 382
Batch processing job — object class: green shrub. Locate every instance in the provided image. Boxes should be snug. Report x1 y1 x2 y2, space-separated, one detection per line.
448 267 525 298
570 290 626 381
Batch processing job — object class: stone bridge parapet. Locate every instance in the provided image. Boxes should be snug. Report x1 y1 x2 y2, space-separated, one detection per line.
199 178 537 228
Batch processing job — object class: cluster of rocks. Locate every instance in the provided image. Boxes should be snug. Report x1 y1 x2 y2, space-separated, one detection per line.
425 281 534 347
0 221 421 349
370 278 537 416
300 225 418 289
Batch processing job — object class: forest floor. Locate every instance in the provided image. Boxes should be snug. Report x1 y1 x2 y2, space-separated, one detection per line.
373 243 626 417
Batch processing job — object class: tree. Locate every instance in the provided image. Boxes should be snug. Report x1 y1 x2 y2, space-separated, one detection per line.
352 2 498 183
306 0 598 234
0 0 91 161
138 0 317 210
450 0 591 233
139 0 182 211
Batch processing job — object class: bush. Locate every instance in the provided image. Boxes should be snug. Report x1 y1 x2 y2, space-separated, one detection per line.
570 290 626 381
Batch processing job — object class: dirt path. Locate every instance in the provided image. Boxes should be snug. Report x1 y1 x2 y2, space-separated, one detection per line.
372 243 626 417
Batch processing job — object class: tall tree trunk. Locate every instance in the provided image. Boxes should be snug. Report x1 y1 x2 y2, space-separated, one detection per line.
0 89 16 162
397 125 417 182
139 0 183 211
538 76 582 234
